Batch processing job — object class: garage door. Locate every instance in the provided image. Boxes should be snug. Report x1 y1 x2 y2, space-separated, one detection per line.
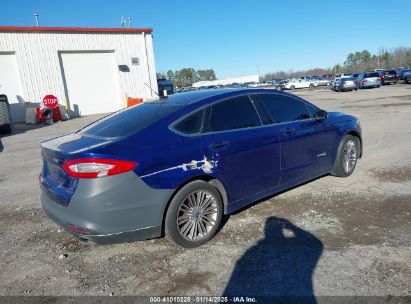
0 53 24 122
60 52 123 116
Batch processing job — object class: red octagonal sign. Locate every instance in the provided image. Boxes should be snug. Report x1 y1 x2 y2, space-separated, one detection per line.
42 95 59 108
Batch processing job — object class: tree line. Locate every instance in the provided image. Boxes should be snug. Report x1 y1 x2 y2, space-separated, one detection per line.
262 47 411 80
157 68 216 88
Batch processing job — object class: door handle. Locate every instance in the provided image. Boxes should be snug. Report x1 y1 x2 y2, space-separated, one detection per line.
280 128 296 135
209 141 229 149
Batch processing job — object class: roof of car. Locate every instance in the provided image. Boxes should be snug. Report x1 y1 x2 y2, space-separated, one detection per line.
162 88 283 106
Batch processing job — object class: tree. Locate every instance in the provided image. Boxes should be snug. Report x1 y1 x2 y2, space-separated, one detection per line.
197 69 217 81
166 70 174 81
156 72 165 79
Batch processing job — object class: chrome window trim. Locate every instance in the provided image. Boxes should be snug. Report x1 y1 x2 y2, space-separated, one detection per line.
169 92 319 138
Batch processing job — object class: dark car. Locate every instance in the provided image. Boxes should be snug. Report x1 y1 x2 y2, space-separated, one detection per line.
333 77 358 92
397 69 411 81
351 73 359 80
377 70 398 85
40 89 362 248
404 71 411 84
357 72 381 89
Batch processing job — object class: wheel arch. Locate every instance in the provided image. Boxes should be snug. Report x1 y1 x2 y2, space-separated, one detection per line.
345 130 363 158
160 175 228 236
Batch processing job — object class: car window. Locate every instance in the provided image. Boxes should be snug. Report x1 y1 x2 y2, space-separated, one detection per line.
79 101 183 138
174 109 205 134
365 72 379 78
251 94 313 124
206 95 262 132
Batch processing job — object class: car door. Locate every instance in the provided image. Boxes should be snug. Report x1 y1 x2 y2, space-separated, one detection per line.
252 93 332 186
201 95 281 203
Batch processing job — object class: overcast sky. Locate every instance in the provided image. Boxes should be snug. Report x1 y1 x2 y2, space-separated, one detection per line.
2 0 411 78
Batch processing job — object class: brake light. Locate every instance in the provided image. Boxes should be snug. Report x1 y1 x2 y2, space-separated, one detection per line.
362 79 368 82
63 158 137 178
377 77 382 81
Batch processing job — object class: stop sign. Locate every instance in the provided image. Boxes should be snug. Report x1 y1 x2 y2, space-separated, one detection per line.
42 95 59 108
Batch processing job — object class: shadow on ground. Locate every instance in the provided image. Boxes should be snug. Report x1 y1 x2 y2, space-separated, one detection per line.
224 216 323 303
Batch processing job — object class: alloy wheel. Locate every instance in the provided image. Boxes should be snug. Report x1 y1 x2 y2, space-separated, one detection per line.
176 190 219 241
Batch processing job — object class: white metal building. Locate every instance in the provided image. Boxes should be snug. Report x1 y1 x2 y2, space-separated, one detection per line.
0 26 158 122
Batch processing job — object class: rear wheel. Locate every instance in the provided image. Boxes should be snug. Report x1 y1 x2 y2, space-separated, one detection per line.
290 85 295 90
309 83 314 88
165 181 223 248
331 135 360 177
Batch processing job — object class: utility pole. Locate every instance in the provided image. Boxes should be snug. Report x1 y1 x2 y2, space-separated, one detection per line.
128 17 132 28
33 13 39 27
257 64 260 81
120 16 126 27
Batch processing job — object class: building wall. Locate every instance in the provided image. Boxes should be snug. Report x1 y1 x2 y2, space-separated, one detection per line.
0 30 157 121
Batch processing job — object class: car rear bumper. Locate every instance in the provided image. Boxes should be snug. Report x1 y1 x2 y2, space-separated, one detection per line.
361 82 380 87
341 84 357 90
41 171 174 244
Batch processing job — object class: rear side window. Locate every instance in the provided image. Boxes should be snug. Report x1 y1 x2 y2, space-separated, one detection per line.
252 94 313 124
206 95 262 132
174 110 205 134
79 102 181 138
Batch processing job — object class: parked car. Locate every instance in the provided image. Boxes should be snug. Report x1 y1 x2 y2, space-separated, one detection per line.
397 69 411 81
377 70 398 85
312 77 331 86
333 77 358 92
404 71 411 84
357 72 381 89
282 79 317 90
351 73 359 80
275 80 289 90
40 89 362 247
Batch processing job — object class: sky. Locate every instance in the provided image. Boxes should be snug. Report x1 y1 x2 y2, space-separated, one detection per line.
1 0 410 78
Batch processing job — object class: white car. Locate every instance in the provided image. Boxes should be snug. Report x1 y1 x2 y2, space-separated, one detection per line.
282 79 316 90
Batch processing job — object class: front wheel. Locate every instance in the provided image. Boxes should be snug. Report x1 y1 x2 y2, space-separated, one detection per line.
331 135 360 177
164 181 223 248
290 85 295 90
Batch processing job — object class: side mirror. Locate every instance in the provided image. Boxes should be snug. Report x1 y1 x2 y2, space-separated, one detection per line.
315 109 328 121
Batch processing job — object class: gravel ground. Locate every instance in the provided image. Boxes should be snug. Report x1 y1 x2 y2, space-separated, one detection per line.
0 84 410 301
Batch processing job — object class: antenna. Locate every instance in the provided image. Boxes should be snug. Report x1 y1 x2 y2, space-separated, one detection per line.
120 16 126 27
127 17 132 28
144 82 161 99
33 13 39 27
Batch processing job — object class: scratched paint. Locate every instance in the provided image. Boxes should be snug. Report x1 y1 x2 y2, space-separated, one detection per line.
141 156 218 178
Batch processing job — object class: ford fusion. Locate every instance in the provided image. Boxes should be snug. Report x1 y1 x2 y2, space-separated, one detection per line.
40 89 362 248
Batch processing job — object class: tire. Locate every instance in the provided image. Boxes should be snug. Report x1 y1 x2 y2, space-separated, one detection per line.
354 88 358 91
164 180 223 248
331 135 360 177
377 85 380 88
309 83 314 88
290 85 295 90
0 123 13 134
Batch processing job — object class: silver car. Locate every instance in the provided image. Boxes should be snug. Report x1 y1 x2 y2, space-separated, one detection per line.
357 72 381 89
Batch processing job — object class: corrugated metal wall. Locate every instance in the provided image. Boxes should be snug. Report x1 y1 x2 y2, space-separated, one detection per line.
0 31 158 109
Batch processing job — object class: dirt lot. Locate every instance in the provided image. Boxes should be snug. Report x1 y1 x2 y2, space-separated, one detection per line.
0 85 410 300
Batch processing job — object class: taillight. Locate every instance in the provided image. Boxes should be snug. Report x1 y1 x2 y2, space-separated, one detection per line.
377 77 382 81
362 79 368 82
63 158 137 178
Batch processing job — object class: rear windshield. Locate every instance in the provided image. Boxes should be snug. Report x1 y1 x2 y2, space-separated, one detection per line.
385 70 396 75
343 78 355 82
364 72 379 78
78 101 182 138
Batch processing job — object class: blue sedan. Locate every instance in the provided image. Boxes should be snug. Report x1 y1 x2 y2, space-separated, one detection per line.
40 89 362 247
